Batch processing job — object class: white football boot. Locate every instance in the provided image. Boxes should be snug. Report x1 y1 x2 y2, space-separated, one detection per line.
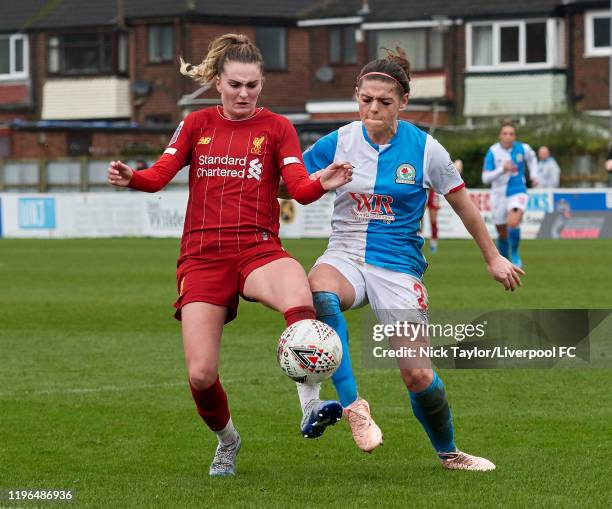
439 450 496 471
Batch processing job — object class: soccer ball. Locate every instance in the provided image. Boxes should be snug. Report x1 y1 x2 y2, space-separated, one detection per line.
276 319 343 384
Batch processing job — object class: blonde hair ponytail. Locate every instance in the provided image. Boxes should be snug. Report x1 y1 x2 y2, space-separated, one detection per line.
179 33 263 84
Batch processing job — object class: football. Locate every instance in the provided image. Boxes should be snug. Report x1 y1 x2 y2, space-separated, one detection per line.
276 319 343 384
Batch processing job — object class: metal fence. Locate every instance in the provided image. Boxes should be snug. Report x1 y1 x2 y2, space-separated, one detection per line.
0 158 189 193
0 154 609 192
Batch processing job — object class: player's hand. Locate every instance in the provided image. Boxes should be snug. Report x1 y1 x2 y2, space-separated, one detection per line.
108 161 134 187
487 254 525 291
318 162 353 191
605 159 612 172
503 161 515 173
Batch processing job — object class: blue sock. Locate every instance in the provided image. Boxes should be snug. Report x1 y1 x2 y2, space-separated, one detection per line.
508 227 521 257
497 236 509 259
312 291 358 407
409 372 456 456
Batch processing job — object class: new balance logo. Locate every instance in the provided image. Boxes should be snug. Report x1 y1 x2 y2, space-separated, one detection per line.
247 158 263 180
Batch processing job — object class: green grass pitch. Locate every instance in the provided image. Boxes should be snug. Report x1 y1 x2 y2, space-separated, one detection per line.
1 238 611 508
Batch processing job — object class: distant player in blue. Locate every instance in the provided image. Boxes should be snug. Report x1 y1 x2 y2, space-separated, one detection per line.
483 121 537 268
297 47 524 471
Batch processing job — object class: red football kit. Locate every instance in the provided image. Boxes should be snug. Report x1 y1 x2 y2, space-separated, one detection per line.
427 189 441 210
129 106 326 321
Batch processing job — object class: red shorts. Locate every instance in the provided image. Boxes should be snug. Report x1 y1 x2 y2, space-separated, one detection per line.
427 190 441 210
173 240 292 323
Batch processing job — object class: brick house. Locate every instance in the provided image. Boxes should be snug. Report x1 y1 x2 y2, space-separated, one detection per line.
0 0 315 158
0 0 610 159
298 0 612 123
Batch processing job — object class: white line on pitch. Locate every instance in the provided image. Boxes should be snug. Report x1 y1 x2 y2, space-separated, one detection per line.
0 381 184 397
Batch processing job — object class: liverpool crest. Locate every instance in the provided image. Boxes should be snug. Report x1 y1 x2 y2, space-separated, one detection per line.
251 135 265 155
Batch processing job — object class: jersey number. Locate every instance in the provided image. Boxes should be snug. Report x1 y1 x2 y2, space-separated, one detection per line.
413 283 427 310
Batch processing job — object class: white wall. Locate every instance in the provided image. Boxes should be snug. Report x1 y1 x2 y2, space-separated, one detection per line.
42 77 131 120
464 73 566 116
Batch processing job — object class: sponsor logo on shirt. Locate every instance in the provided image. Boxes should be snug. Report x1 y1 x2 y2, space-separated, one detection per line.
197 136 212 145
395 163 416 184
247 158 263 180
169 121 184 146
349 192 395 223
251 135 265 155
195 155 263 181
199 155 247 166
444 160 459 177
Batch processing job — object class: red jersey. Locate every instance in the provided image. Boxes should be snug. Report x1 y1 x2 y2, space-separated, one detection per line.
129 106 325 264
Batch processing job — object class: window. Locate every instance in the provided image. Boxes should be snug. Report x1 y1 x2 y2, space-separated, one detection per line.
369 29 443 71
0 134 9 158
526 22 547 63
585 11 611 57
67 133 92 156
148 25 174 63
468 20 553 70
145 114 172 125
47 32 127 75
500 26 519 63
256 26 287 70
330 26 357 64
594 18 611 47
0 34 28 79
118 33 128 72
471 26 492 66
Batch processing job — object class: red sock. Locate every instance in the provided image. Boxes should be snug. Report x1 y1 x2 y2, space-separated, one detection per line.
431 221 438 240
284 306 315 326
189 376 230 431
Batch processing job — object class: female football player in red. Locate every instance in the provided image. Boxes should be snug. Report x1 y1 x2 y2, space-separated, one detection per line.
107 34 351 477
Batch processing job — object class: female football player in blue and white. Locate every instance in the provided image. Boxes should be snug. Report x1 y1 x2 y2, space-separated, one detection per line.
483 121 537 268
298 48 523 471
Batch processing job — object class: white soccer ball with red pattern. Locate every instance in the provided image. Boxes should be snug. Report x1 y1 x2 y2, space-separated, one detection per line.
276 319 343 384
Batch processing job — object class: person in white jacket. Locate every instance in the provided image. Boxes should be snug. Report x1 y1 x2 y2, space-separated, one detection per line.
533 146 561 188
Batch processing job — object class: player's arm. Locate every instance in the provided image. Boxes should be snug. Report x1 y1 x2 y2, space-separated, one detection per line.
425 137 523 291
524 144 539 186
109 155 184 193
281 161 352 204
108 118 192 192
277 178 291 199
446 188 524 291
552 159 561 188
278 166 325 199
481 149 505 185
277 124 351 204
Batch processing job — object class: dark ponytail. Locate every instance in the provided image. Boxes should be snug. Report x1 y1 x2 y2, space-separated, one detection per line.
357 45 411 96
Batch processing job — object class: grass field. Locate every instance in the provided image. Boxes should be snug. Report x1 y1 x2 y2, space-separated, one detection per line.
1 238 611 508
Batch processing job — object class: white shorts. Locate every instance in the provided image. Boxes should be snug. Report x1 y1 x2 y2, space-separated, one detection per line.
313 249 429 326
491 191 528 225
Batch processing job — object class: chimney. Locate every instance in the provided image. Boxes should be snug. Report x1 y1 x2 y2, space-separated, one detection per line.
358 0 371 15
116 0 125 28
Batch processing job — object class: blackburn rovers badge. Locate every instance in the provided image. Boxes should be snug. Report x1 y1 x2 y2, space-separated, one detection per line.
395 163 416 184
